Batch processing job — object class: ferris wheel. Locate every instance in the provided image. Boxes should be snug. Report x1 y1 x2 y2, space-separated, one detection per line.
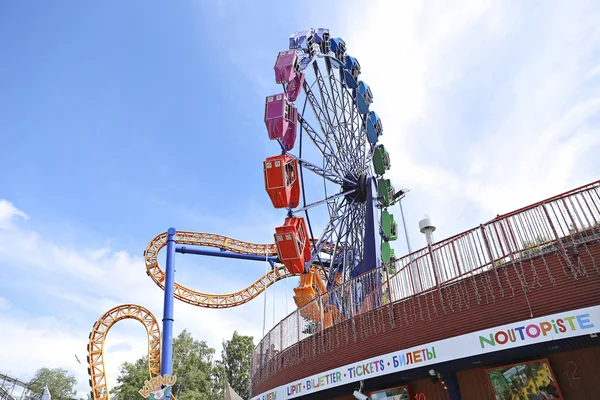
263 28 401 321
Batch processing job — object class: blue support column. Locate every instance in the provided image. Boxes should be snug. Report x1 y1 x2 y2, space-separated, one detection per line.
161 227 176 395
443 371 462 400
352 176 382 278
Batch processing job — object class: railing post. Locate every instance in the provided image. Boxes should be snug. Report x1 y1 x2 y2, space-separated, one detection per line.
427 244 440 289
496 221 516 264
384 263 395 327
384 264 393 304
542 202 574 274
318 295 324 353
505 218 520 255
479 225 496 268
451 240 462 276
296 309 300 343
426 243 445 312
561 197 579 234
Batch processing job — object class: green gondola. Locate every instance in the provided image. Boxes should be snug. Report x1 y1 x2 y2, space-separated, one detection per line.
378 178 395 207
382 241 394 263
381 210 398 241
372 144 390 176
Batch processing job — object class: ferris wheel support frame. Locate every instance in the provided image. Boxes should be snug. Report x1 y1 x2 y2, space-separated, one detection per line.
159 228 279 396
353 176 382 278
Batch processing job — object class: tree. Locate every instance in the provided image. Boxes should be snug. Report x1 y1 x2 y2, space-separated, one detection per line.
112 357 150 400
112 330 220 400
27 367 77 400
211 361 227 399
171 329 216 400
221 331 254 400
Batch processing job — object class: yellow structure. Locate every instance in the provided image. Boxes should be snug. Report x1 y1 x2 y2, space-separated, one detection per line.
87 304 163 400
88 232 339 399
144 230 334 308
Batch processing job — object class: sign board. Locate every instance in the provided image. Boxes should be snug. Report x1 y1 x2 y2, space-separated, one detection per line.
139 374 177 400
252 305 600 399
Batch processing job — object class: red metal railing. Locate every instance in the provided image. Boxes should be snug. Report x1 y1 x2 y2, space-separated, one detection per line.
251 179 600 379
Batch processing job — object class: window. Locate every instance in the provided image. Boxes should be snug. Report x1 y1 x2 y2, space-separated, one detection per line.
285 162 296 187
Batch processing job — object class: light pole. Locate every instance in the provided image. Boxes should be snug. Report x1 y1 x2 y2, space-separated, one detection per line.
393 188 420 293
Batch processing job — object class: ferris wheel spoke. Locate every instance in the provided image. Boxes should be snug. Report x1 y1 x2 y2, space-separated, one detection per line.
302 77 353 175
324 58 349 131
292 189 356 214
349 204 365 260
307 197 352 268
325 61 362 177
340 207 364 278
302 79 336 146
326 208 356 284
312 63 355 173
297 114 342 174
340 82 366 176
286 153 352 186
339 70 359 155
307 197 351 281
339 92 363 175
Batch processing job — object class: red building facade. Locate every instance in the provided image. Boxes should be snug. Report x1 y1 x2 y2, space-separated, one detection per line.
251 180 600 400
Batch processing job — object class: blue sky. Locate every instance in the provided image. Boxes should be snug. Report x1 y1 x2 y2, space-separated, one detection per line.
1 0 599 397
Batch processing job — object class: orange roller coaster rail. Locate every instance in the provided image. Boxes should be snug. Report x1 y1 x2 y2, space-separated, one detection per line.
143 230 336 309
87 304 162 400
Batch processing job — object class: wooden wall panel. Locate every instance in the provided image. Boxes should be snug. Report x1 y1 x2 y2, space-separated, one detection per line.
548 347 600 399
408 378 447 400
456 367 494 400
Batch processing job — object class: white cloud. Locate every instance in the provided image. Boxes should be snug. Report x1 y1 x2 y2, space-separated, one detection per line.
332 0 600 247
0 200 28 229
0 200 292 398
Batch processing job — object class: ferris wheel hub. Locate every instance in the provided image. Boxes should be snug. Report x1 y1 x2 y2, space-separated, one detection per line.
343 174 369 203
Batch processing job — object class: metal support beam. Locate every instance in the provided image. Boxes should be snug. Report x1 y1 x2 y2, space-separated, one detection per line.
161 227 176 398
176 246 277 269
352 177 382 278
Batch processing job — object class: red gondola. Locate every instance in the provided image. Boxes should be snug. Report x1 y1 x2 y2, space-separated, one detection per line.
263 154 300 209
274 216 311 274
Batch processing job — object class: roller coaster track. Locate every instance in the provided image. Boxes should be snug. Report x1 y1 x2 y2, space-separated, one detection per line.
0 372 34 400
88 232 334 399
143 231 335 309
87 304 162 400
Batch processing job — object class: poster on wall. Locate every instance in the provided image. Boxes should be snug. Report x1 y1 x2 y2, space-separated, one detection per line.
486 359 563 400
369 385 410 400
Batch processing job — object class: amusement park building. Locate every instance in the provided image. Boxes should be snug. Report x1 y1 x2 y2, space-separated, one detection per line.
251 179 600 400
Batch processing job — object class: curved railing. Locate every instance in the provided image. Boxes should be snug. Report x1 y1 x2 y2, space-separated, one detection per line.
251 179 600 380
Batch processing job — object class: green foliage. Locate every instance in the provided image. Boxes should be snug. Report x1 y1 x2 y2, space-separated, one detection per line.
27 367 77 400
171 329 216 400
221 331 254 399
211 361 227 399
112 357 150 400
112 329 247 400
520 236 553 259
